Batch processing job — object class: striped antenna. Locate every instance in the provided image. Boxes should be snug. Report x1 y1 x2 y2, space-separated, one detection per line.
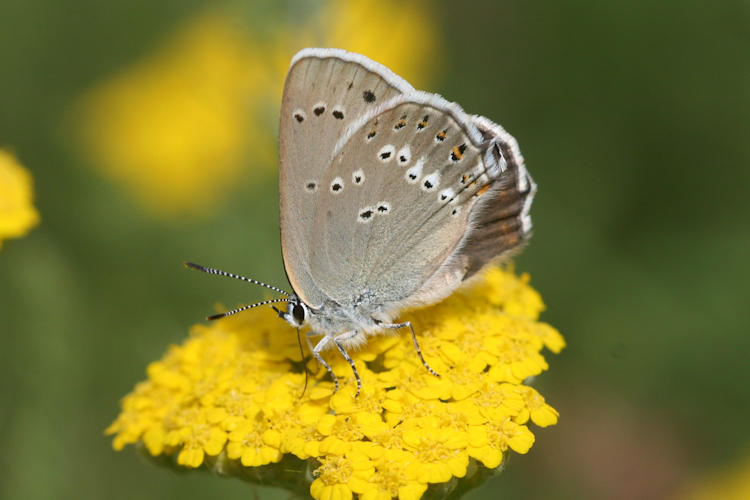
184 262 290 296
207 298 290 321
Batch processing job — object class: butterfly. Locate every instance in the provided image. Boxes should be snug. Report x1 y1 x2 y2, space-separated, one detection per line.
187 48 536 396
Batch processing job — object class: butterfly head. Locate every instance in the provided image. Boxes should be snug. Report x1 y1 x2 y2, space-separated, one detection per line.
273 295 309 328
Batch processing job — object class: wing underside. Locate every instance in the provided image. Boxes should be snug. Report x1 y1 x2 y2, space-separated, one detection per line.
279 49 535 314
279 49 411 308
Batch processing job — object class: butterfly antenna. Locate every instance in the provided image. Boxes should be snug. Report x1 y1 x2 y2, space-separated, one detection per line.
297 327 309 398
185 262 290 296
206 298 290 321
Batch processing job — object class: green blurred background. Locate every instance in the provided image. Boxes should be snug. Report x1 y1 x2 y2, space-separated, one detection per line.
1 1 748 499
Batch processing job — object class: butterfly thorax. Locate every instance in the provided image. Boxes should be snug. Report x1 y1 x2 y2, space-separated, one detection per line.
279 290 394 338
310 299 389 335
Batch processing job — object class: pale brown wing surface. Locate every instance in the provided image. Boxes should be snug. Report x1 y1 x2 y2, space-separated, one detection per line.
279 49 412 308
308 93 508 309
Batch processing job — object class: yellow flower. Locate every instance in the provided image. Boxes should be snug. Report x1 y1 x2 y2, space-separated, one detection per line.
402 420 470 483
226 416 282 467
161 409 228 468
108 267 564 498
468 417 536 470
72 14 271 217
310 451 376 500
71 0 438 218
515 385 560 427
0 150 39 248
364 450 427 500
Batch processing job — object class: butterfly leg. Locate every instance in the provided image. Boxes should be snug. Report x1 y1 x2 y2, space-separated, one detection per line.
307 334 339 393
384 322 440 377
332 331 362 398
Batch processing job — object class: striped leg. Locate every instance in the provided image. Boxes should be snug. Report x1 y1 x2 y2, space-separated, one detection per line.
332 331 362 398
307 334 338 393
384 321 440 377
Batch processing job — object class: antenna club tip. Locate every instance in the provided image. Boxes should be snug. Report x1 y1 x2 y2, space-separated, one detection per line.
184 261 200 269
207 314 223 321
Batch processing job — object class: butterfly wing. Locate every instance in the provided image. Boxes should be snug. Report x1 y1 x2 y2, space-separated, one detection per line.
279 49 414 308
460 115 536 279
308 91 524 311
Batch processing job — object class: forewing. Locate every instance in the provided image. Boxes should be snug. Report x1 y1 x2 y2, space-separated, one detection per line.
309 92 506 307
279 49 413 308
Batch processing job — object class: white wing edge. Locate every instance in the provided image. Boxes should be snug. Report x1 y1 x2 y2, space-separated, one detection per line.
290 48 416 94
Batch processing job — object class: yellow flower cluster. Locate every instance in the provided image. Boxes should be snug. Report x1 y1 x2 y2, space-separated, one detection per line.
72 0 437 217
0 150 39 248
108 268 564 499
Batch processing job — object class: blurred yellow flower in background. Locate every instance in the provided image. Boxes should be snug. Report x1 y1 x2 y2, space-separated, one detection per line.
682 447 750 500
107 268 564 498
319 0 435 89
0 150 40 248
72 15 273 217
72 0 437 217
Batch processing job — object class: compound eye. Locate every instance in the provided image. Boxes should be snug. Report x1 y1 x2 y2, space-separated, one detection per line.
292 303 305 324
